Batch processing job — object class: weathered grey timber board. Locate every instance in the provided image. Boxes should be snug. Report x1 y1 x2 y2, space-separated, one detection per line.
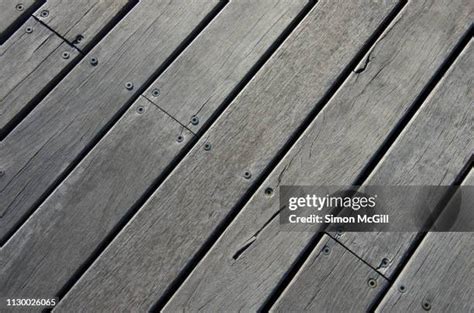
336 41 473 278
162 1 472 311
375 172 473 313
0 97 192 300
0 0 218 242
55 0 402 311
34 0 130 50
0 0 307 303
0 17 79 135
0 0 36 36
272 235 388 312
144 0 308 133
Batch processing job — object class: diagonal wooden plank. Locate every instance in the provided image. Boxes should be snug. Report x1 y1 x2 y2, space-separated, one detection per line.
33 0 131 50
272 235 388 312
0 17 79 136
375 171 473 313
0 97 192 301
0 0 308 305
55 0 402 311
0 0 220 243
143 0 309 133
159 1 472 311
377 233 474 313
0 0 37 37
334 40 473 278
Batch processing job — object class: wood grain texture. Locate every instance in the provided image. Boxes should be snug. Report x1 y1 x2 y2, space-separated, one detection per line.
272 235 388 313
144 0 308 133
375 171 473 313
0 0 307 304
0 0 219 243
55 1 401 311
0 0 36 36
336 41 473 278
162 1 472 311
0 17 79 135
0 97 192 300
33 0 130 50
377 175 473 313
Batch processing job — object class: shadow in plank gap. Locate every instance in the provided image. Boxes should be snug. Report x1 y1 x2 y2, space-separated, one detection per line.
0 0 46 45
0 0 223 245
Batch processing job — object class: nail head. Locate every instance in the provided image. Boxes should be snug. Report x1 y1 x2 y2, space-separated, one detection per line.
16 4 24 11
422 300 431 311
40 10 49 17
243 171 252 179
264 187 273 196
177 135 184 143
125 82 134 90
136 106 144 114
322 245 330 255
191 116 199 126
25 26 33 33
90 57 98 66
204 143 212 151
152 88 160 97
368 278 377 288
62 51 70 59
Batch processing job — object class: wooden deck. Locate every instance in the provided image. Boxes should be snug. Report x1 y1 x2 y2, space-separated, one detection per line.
0 0 472 312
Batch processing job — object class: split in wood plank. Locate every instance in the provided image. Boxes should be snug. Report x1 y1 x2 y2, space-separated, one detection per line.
159 1 473 311
33 0 132 51
334 40 473 278
272 235 388 313
0 0 220 243
0 17 79 137
0 0 308 303
55 0 403 311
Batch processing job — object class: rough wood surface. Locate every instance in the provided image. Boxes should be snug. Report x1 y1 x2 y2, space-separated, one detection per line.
376 170 473 313
0 0 219 243
0 17 79 135
272 235 388 312
0 97 191 300
144 0 308 133
336 41 473 278
0 0 36 36
55 0 401 311
0 0 307 304
162 1 472 311
33 0 130 50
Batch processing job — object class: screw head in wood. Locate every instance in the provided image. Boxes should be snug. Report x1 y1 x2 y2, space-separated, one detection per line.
62 51 70 59
16 3 24 11
398 285 407 293
422 299 431 311
381 258 390 267
90 57 98 66
152 88 160 97
40 10 49 17
136 106 145 114
25 26 33 33
125 82 134 90
243 171 252 179
190 115 199 126
322 245 330 255
176 135 184 143
367 278 377 288
204 143 212 151
74 34 84 44
264 187 273 196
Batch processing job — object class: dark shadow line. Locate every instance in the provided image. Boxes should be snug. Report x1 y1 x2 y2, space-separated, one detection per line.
0 0 46 45
39 1 230 311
